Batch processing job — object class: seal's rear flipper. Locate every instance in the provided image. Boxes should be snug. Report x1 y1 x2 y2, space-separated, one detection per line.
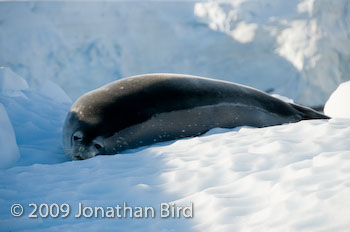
290 103 330 120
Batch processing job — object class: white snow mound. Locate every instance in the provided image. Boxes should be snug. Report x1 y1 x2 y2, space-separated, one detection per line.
324 81 350 118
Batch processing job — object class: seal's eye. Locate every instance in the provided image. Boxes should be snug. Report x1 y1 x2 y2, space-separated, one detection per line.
92 137 104 151
94 144 102 150
72 131 83 142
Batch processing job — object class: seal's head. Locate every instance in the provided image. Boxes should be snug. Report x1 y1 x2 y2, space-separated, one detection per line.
62 111 106 160
67 130 104 160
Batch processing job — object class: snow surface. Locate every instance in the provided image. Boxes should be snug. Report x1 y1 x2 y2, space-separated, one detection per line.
1 1 349 106
324 81 350 118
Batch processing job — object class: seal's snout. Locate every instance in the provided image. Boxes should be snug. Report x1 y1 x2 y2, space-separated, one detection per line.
71 149 97 160
71 145 97 160
67 133 105 160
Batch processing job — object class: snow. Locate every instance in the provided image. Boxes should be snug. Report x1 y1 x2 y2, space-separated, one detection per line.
0 1 350 231
324 81 350 118
0 103 20 169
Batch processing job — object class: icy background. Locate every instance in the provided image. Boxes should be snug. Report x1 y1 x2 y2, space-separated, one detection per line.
1 0 349 105
0 1 350 231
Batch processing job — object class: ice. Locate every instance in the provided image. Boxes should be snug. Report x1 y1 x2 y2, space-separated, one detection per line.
324 81 350 118
0 104 20 169
38 80 72 104
0 67 28 98
194 0 350 106
1 1 349 106
0 69 71 167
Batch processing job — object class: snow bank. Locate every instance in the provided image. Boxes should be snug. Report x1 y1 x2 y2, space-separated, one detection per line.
1 1 349 106
0 103 20 169
324 81 350 118
0 68 71 167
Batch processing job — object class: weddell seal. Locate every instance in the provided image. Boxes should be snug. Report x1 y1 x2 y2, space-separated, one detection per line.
62 73 329 160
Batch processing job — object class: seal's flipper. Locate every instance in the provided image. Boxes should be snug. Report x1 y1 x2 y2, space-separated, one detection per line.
289 103 330 120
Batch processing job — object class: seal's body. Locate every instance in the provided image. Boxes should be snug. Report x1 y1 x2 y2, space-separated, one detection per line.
63 73 329 160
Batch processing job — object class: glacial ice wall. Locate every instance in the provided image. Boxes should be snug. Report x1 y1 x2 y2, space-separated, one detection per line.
0 0 349 106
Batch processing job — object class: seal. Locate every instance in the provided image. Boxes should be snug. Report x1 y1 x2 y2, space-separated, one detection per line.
62 73 329 160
